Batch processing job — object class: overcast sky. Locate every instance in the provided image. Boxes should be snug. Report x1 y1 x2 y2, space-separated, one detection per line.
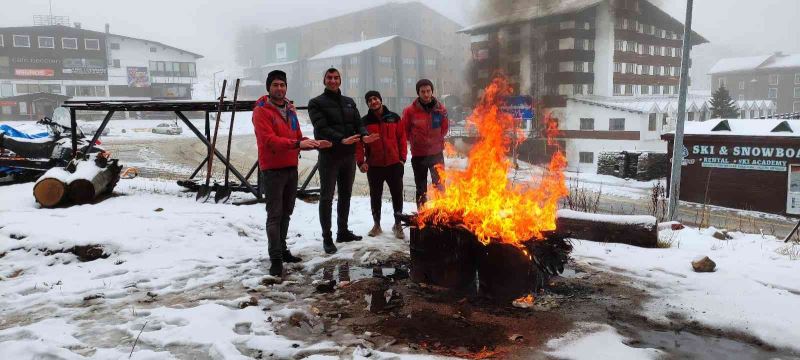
2 0 799 89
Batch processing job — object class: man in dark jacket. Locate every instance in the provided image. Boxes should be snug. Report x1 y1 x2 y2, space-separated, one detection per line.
356 90 406 239
309 68 379 254
402 79 449 208
253 70 331 276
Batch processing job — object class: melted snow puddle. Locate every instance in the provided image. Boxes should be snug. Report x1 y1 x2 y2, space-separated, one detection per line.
629 326 800 359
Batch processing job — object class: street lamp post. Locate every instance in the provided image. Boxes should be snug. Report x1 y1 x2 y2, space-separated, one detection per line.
212 69 224 98
667 0 695 221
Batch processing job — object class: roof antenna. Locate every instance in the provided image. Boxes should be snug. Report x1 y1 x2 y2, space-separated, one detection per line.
49 0 53 25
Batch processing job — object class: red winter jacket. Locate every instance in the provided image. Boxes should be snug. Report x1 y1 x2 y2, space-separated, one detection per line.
355 106 407 167
252 95 307 170
402 98 449 157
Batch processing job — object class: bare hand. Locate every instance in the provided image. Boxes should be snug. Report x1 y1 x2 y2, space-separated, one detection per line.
342 135 361 145
317 140 332 149
299 139 319 150
363 133 380 144
359 163 369 173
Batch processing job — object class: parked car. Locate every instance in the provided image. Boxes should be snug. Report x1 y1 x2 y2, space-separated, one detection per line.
151 122 183 135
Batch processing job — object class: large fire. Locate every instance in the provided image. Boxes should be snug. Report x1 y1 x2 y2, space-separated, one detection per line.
417 76 568 247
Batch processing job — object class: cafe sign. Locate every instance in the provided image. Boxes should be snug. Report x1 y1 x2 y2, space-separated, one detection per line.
686 144 797 172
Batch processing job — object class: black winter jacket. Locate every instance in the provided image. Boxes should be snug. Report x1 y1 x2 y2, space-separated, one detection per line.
308 88 368 154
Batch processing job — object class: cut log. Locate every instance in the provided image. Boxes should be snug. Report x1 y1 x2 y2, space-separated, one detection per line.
33 177 67 208
67 159 122 205
556 209 658 248
33 167 71 208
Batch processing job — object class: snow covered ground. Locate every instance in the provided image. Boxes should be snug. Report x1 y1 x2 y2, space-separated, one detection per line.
2 175 799 359
0 178 429 359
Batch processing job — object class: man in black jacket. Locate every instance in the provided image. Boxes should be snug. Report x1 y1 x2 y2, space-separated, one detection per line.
309 68 379 254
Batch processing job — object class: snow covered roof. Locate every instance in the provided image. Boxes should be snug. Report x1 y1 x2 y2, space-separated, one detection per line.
569 95 775 114
260 60 298 68
673 119 800 137
707 55 772 75
308 36 398 61
709 53 800 74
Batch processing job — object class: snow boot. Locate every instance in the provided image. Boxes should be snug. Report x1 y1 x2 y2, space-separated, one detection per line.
269 259 283 277
368 224 383 237
282 250 302 263
336 230 363 243
323 237 338 254
392 224 405 239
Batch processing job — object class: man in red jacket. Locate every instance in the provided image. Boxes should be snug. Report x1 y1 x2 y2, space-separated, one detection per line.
253 70 331 277
356 90 407 239
403 79 449 208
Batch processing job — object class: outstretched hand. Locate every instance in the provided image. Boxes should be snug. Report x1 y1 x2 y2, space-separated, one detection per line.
342 135 361 145
299 139 319 150
363 133 380 144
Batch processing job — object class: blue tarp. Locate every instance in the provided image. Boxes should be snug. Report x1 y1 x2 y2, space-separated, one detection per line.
1 124 49 175
0 124 49 139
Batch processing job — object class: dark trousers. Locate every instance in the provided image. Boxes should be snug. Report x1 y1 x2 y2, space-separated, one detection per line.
262 168 298 261
411 152 445 207
318 151 357 239
366 163 404 224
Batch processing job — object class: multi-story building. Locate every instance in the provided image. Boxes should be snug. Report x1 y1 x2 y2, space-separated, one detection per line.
559 94 776 171
709 52 800 115
460 0 707 101
0 23 202 119
303 36 439 112
239 1 469 110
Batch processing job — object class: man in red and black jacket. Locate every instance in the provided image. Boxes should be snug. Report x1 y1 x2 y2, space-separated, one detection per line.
253 70 331 277
402 79 449 208
356 90 407 239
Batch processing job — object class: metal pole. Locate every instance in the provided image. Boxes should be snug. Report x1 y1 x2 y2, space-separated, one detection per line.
667 0 694 221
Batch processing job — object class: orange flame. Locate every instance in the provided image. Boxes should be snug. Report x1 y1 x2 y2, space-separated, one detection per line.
417 76 568 247
443 141 458 158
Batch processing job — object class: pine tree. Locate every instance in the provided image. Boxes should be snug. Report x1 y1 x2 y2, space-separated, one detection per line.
708 86 740 119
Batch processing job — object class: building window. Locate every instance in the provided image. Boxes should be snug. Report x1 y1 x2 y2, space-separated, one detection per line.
378 56 392 64
687 112 695 121
150 47 157 53
649 114 657 131
614 84 623 95
113 59 121 68
84 39 100 50
641 85 650 95
13 35 30 47
609 118 625 131
350 57 358 65
769 74 779 85
37 36 54 49
19 102 28 115
769 88 778 99
402 58 415 66
0 34 3 47
62 37 78 49
425 58 436 66
625 84 634 95
794 87 800 98
614 40 623 51
579 118 594 130
614 63 622 73
796 73 800 84
110 42 120 50
794 102 800 113
348 77 359 89
648 45 655 56
718 78 726 89
625 63 636 74
579 152 594 164
559 20 575 30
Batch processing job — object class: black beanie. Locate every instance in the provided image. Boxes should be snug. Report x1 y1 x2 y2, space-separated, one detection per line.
416 79 434 94
266 70 287 89
364 90 382 103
